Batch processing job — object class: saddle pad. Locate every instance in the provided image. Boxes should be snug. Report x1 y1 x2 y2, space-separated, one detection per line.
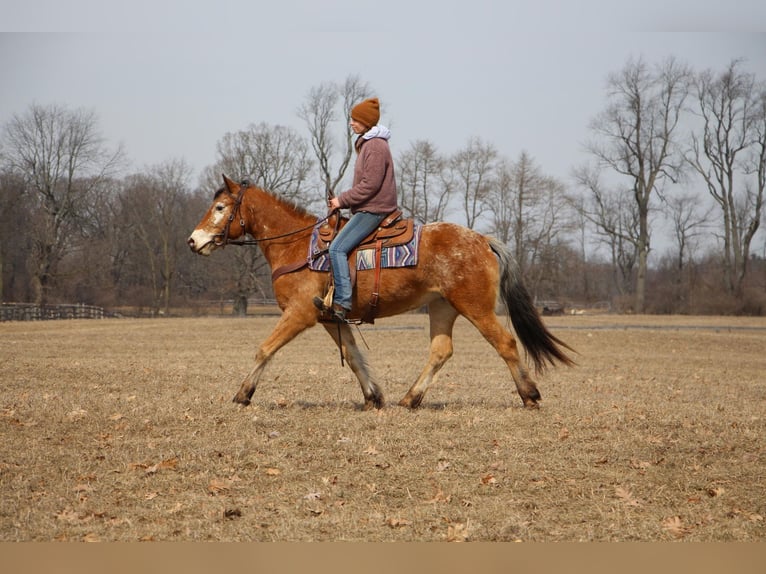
308 219 422 272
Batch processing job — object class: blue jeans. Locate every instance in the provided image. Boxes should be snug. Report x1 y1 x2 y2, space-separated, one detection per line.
329 211 386 310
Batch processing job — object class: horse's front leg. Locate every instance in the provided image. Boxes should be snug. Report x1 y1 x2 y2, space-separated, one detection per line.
322 322 383 410
233 309 315 406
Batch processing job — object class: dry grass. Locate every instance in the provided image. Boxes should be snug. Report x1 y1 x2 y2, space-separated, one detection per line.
1 313 764 541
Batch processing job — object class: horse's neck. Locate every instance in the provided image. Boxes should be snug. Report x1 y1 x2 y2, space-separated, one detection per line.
244 188 314 266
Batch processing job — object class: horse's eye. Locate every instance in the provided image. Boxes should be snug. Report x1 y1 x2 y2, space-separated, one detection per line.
215 204 225 212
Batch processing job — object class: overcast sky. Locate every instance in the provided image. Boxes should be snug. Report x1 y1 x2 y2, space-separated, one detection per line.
2 0 765 194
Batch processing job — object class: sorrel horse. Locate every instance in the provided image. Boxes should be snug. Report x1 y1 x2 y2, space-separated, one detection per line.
188 175 574 410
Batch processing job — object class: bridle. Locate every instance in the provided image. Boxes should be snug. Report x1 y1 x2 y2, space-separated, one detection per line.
212 185 332 247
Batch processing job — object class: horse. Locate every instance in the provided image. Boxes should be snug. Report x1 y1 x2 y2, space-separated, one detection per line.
187 175 575 410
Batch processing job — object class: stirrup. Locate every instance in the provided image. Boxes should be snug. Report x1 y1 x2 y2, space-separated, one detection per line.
330 304 347 323
313 297 348 323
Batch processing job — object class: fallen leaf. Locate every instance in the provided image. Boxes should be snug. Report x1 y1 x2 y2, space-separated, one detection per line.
614 486 641 507
145 457 179 475
446 522 469 542
265 468 281 476
662 516 688 539
558 427 570 440
481 474 497 485
304 491 322 501
387 517 411 528
364 445 380 455
208 477 232 494
425 485 451 504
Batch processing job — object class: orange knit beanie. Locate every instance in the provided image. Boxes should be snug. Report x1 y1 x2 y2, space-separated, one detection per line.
351 97 380 128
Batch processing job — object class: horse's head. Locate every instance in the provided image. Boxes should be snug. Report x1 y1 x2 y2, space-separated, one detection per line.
188 175 247 255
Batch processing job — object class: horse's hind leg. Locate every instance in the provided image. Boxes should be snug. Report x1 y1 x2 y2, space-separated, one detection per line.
323 322 383 410
467 312 541 408
399 298 459 409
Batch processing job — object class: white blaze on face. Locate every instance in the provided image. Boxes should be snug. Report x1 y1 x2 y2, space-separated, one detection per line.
189 202 229 254
212 203 227 226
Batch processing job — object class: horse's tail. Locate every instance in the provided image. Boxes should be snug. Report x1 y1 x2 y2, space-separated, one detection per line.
488 237 576 372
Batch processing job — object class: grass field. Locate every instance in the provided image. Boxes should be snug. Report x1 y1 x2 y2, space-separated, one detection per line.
1 313 764 541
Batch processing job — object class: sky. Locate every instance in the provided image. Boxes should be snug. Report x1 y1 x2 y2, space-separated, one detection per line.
1 0 765 195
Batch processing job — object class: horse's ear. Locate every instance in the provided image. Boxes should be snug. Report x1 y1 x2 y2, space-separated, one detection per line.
222 174 238 194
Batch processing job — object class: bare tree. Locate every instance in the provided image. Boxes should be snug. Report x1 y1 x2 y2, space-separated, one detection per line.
667 193 712 275
119 159 191 315
210 122 314 204
56 174 125 307
0 170 33 301
1 103 123 304
397 139 449 223
585 56 691 311
686 59 766 295
573 165 640 299
487 157 514 245
297 75 373 202
665 192 713 311
566 193 596 304
487 151 568 290
449 136 497 229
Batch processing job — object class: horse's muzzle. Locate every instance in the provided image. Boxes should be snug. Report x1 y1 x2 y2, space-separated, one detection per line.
187 234 214 255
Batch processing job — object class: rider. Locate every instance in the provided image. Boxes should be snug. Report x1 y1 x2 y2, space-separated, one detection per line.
316 97 399 322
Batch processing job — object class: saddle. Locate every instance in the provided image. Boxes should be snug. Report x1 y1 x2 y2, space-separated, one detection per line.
317 209 414 324
316 209 414 251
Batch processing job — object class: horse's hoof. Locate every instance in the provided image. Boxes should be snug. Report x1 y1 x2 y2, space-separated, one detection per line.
232 395 251 406
363 395 384 410
398 394 423 409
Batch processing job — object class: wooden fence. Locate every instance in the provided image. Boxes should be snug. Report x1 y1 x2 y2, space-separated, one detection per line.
1 303 106 322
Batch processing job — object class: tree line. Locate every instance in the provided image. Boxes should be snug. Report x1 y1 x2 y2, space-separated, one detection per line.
1 58 764 317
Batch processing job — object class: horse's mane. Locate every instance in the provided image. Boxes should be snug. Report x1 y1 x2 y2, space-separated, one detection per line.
214 184 316 219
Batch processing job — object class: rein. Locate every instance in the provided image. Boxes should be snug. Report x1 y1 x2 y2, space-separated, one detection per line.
214 186 332 247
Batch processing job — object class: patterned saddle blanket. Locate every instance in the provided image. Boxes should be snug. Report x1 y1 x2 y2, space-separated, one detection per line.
308 218 422 272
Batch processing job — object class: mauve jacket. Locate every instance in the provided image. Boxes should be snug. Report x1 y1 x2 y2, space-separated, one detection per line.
336 129 398 215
